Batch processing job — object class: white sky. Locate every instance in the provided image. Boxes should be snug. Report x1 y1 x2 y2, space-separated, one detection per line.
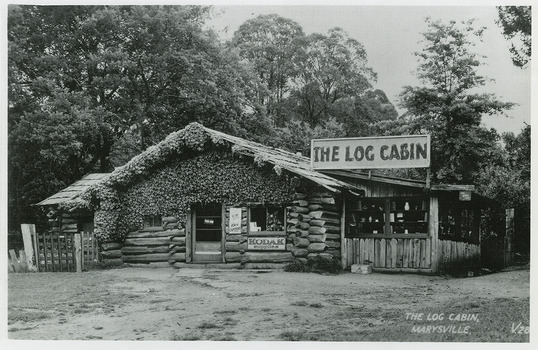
205 4 531 135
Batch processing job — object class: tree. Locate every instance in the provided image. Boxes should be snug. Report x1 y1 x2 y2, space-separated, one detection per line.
289 27 377 127
8 5 266 228
496 6 531 68
230 14 305 124
398 18 513 184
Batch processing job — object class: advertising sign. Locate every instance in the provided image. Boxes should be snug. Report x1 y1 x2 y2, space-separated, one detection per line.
247 237 286 251
311 135 430 170
228 208 242 234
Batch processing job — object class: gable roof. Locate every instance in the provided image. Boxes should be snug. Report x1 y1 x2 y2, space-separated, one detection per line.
103 122 360 193
35 173 109 207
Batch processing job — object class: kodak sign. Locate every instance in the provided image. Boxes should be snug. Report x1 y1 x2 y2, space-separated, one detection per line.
311 135 430 170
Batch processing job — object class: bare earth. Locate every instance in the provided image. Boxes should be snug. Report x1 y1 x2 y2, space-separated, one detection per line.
8 266 530 342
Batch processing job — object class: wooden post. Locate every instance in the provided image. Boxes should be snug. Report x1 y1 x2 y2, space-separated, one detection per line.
74 233 82 272
505 208 514 266
428 196 439 273
185 210 192 263
340 193 346 269
425 168 431 189
20 224 37 272
221 204 226 263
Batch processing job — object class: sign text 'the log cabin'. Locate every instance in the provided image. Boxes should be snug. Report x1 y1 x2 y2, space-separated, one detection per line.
311 135 430 170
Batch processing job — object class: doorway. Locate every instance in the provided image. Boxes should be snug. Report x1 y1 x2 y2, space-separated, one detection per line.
192 204 223 263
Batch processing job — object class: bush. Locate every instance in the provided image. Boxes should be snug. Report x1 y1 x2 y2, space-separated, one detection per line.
284 256 342 274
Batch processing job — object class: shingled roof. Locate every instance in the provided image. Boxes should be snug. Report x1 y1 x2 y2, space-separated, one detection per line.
35 173 109 207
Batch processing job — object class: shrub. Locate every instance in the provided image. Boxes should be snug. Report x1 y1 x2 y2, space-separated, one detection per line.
284 256 342 274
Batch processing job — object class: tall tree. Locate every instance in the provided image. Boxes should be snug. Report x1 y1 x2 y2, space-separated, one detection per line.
398 18 513 184
8 5 265 228
496 6 531 68
230 14 305 124
290 27 377 127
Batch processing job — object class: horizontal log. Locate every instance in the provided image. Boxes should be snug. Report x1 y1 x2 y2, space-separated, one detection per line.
307 243 328 252
309 210 340 219
325 241 341 248
225 235 247 243
121 246 170 255
294 258 308 265
298 214 312 222
170 236 186 244
124 237 174 246
291 249 309 258
295 229 309 238
293 237 310 248
163 222 180 230
308 226 326 235
287 219 299 226
247 231 286 237
288 212 300 219
162 216 178 223
297 222 310 230
100 250 122 259
325 233 341 240
225 252 244 263
291 206 309 214
225 242 247 251
101 242 123 251
137 226 165 232
242 263 288 269
293 200 309 207
286 227 298 234
241 252 293 263
309 197 336 205
293 193 307 200
309 218 340 226
169 246 186 253
122 253 185 263
308 234 326 243
126 229 185 239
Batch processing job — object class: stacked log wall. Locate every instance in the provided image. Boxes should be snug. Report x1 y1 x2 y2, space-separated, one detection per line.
121 216 187 266
286 192 342 263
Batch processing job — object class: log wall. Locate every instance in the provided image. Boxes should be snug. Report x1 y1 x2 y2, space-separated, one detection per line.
344 237 432 270
286 192 342 262
118 216 186 266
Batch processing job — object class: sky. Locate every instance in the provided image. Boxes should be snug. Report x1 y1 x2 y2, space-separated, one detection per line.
205 4 531 135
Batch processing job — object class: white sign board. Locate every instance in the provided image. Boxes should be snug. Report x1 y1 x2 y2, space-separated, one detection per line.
228 208 242 234
247 237 286 251
311 135 430 170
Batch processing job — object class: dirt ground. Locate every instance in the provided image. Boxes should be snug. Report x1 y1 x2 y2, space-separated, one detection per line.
7 265 530 342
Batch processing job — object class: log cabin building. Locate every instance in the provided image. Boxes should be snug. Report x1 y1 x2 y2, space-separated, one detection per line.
36 122 498 273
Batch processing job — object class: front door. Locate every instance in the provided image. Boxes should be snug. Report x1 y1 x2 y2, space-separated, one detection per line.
192 204 223 263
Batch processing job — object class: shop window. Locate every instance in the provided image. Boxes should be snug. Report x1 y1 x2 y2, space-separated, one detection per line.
347 198 428 237
248 206 285 233
144 215 162 228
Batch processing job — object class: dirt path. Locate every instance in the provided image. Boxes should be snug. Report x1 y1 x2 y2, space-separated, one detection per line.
8 266 530 341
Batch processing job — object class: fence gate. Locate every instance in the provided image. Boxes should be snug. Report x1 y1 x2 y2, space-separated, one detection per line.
33 231 99 272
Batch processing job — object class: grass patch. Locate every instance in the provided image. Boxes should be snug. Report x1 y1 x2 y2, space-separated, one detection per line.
8 309 51 323
197 321 221 329
290 301 308 307
280 331 305 341
309 302 324 308
214 309 235 315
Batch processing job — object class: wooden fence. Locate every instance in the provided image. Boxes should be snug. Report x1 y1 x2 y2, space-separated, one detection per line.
344 237 432 271
29 228 99 272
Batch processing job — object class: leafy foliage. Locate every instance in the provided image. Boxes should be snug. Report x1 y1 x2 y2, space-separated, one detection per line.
496 6 531 68
398 18 513 184
93 149 295 242
284 256 342 274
